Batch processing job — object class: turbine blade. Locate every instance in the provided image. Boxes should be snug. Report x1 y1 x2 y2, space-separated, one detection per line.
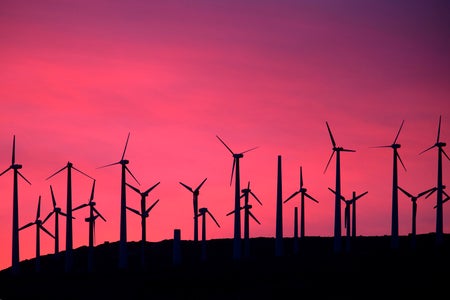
442 149 450 161
241 146 258 154
300 166 304 188
126 182 141 194
398 186 412 198
0 166 12 177
325 121 336 148
323 150 335 174
354 191 368 201
328 187 345 200
49 185 56 207
250 191 262 205
12 135 16 165
17 171 32 185
370 145 393 148
19 222 34 231
93 208 106 222
195 177 208 192
42 211 54 224
341 148 356 152
436 115 441 143
97 161 121 169
419 144 435 155
425 188 437 199
46 165 68 180
417 187 436 198
216 135 234 155
144 182 160 194
121 132 130 161
179 181 193 193
230 158 236 186
145 199 160 214
125 166 140 185
126 206 141 216
36 196 41 220
72 166 94 180
73 203 88 211
207 210 220 228
226 209 235 216
40 224 55 239
89 180 96 202
304 192 319 203
397 152 407 171
249 211 261 225
393 120 405 144
284 191 300 203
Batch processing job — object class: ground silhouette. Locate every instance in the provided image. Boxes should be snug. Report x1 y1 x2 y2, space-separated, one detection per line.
1 233 449 299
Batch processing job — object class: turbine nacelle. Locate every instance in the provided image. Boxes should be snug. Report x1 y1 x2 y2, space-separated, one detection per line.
12 164 22 170
392 143 401 149
120 159 129 165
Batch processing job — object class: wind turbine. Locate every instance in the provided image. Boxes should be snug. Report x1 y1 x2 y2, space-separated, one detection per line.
0 135 31 274
216 135 258 260
324 122 355 253
284 166 319 240
98 132 140 269
197 207 220 262
372 120 406 249
419 115 449 246
42 185 71 255
179 177 207 242
329 188 367 252
227 181 262 258
46 161 94 272
398 186 435 249
19 196 54 272
126 181 160 269
72 179 106 272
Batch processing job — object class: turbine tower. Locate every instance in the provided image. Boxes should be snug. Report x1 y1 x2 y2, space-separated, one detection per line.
284 166 319 239
372 120 406 249
0 135 31 275
179 177 207 242
324 122 355 253
398 186 435 248
419 115 449 246
42 185 70 255
72 179 106 272
46 161 94 272
216 135 258 260
19 196 55 272
126 181 160 268
98 132 140 269
197 207 220 262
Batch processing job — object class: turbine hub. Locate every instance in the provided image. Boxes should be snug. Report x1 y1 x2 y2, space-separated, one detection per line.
437 142 446 147
234 153 244 159
120 159 129 165
12 164 22 169
392 144 401 149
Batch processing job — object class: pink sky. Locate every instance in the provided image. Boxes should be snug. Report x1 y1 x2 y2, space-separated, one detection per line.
0 0 449 270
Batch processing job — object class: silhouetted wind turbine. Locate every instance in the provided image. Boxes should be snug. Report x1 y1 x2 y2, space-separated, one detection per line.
19 196 54 272
126 181 160 268
197 207 220 262
419 115 449 246
324 122 355 253
216 135 258 260
329 188 367 252
179 178 207 242
0 135 31 274
98 132 140 269
239 181 262 258
372 120 406 249
42 185 71 255
46 161 94 272
72 180 106 272
398 186 435 249
284 166 318 240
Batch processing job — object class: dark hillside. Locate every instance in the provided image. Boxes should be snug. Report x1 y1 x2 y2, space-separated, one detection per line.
1 234 449 299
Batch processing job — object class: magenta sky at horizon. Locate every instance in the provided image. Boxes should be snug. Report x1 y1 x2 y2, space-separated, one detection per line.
0 0 449 270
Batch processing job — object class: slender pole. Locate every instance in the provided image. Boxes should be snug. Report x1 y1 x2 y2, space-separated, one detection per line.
391 149 399 249
119 163 128 269
275 155 283 257
141 195 146 268
193 194 199 243
334 151 342 253
233 157 242 260
65 165 73 272
293 207 299 254
436 148 443 246
11 169 20 274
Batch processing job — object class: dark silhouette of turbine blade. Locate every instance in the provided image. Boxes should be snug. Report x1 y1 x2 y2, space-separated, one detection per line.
425 187 437 199
12 135 16 165
73 203 88 211
230 158 236 186
145 199 160 215
89 180 96 201
284 191 300 203
393 120 405 144
437 115 441 142
36 196 41 220
0 166 12 177
341 148 356 152
418 187 436 198
125 166 140 185
40 224 55 239
19 222 34 231
226 209 235 216
72 166 94 180
126 206 141 216
300 167 304 188
195 177 208 192
241 146 259 154
144 182 160 194
50 185 57 207
42 211 54 224
355 191 368 201
398 186 412 198
328 187 345 201
248 211 261 225
216 135 234 155
121 132 131 161
250 191 262 205
46 165 68 180
323 150 335 174
443 149 450 161
93 207 106 222
396 153 407 171
179 181 193 193
305 192 319 203
325 121 336 148
126 182 141 194
17 171 32 185
97 161 121 169
207 210 220 227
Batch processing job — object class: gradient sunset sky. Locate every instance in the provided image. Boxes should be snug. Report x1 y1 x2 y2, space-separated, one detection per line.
1 0 449 270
